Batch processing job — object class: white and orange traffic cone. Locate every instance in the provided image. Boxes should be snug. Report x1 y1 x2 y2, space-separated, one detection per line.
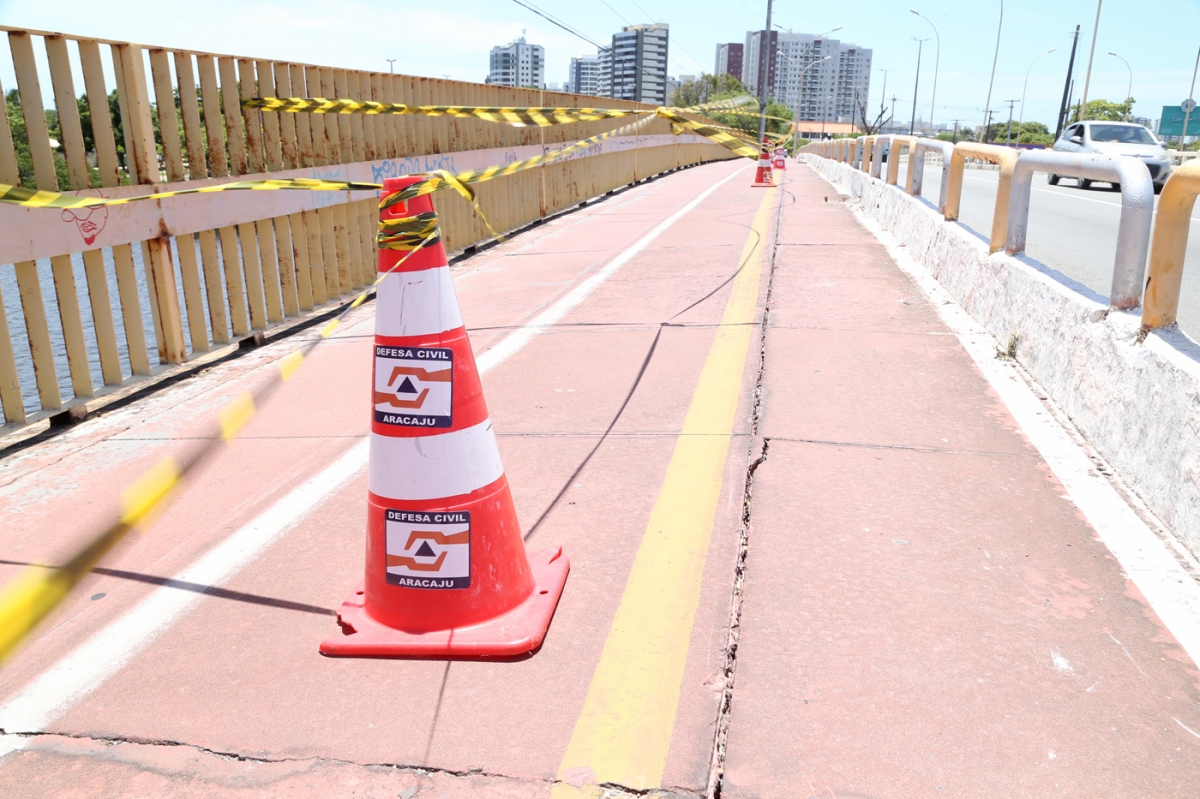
773 146 787 171
320 175 570 658
752 137 774 187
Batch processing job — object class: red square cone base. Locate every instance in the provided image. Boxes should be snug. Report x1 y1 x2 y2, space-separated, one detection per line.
319 547 570 658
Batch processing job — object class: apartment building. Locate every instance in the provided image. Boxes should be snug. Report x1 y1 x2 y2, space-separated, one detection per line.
601 23 670 105
567 54 602 96
745 30 871 125
714 42 744 80
486 35 545 89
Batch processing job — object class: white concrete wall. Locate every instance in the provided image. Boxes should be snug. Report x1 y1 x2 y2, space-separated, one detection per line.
805 154 1200 558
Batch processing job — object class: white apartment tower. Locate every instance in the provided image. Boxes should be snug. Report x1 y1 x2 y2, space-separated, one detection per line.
487 34 545 89
568 55 602 96
745 30 872 125
603 23 670 105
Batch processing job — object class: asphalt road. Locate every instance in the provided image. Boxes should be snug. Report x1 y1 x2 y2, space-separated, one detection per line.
917 164 1200 339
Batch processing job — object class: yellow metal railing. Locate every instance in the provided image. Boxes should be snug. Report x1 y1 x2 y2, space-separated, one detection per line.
0 26 735 429
1141 161 1200 329
886 136 918 189
944 142 1019 254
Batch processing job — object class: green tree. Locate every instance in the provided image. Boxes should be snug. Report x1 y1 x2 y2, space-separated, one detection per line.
668 72 748 108
1070 97 1134 123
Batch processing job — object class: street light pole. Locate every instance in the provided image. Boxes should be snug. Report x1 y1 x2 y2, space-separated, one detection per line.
778 49 831 138
910 9 940 131
1106 51 1132 120
979 0 1003 142
1079 0 1104 122
1018 48 1057 140
910 37 929 135
386 59 397 74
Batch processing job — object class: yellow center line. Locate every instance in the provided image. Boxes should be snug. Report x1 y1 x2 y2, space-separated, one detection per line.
552 187 777 796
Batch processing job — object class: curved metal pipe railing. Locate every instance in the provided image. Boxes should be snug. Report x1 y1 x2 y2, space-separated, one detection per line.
945 142 1019 253
909 139 953 214
1142 161 1200 328
1007 151 1153 309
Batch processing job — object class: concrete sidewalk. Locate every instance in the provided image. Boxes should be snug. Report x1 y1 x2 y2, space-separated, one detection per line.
721 166 1200 797
0 160 1196 798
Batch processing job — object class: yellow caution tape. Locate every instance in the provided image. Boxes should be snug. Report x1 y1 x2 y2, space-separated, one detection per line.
241 95 758 128
0 207 442 665
0 93 765 663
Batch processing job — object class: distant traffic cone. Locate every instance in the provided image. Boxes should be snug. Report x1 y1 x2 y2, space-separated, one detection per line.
752 137 774 187
320 175 570 658
773 146 787 171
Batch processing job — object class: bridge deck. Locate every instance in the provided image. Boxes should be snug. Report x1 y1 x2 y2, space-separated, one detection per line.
0 161 1197 798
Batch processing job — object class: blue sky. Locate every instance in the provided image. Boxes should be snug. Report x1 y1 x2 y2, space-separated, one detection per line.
1 0 1198 130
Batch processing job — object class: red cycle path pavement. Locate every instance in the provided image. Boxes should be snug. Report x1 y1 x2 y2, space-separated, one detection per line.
0 159 1198 798
719 167 1200 797
0 159 763 797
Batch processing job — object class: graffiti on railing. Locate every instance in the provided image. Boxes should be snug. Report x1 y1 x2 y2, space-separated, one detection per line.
370 153 462 184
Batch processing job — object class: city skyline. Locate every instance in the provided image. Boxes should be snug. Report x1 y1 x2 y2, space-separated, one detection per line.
2 1 1198 130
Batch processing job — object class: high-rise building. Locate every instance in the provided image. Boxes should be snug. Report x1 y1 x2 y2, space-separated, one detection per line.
604 23 670 105
745 30 872 125
715 43 743 81
487 35 545 88
742 30 779 98
567 55 602 96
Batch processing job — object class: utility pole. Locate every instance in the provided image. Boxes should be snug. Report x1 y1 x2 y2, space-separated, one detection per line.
757 0 774 142
951 120 960 143
1004 99 1019 144
910 37 929 135
1079 0 1103 124
979 0 1004 142
982 109 995 142
1056 26 1081 138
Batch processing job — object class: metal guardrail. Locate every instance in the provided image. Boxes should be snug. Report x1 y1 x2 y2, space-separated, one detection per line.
1143 161 1200 329
945 142 1018 254
798 138 1181 318
909 139 953 215
0 26 735 429
886 136 918 188
1007 151 1153 309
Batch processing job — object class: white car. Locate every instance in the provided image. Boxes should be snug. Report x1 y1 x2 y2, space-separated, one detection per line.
1048 120 1173 192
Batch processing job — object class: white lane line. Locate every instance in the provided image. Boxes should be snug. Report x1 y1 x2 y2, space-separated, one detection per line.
0 439 369 755
843 200 1200 672
0 162 748 759
475 164 748 375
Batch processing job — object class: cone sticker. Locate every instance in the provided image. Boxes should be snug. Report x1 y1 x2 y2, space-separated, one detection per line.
385 509 470 588
373 345 453 427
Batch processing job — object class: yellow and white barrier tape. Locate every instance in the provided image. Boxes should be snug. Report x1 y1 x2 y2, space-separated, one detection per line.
0 198 441 663
241 94 757 128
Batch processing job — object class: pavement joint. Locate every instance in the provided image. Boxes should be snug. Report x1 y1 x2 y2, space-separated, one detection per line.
766 435 1038 459
0 728 558 788
704 182 786 799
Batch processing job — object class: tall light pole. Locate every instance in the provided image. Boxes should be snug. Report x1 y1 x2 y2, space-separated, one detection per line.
909 9 940 131
778 50 831 140
1107 51 1132 119
878 68 890 119
757 0 774 141
1018 48 1057 140
386 59 397 74
979 0 1003 142
1079 0 1104 122
910 37 929 135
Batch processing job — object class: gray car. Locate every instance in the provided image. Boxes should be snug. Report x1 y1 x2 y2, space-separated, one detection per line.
1048 120 1173 192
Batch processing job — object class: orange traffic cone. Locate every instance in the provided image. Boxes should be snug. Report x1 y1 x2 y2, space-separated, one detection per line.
320 175 570 658
773 146 787 171
752 137 774 187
